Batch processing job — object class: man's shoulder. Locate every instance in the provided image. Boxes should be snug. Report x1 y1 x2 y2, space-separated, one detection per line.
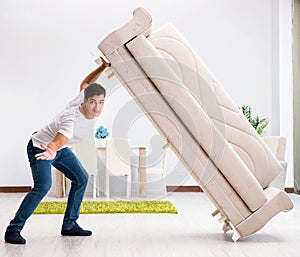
65 91 84 109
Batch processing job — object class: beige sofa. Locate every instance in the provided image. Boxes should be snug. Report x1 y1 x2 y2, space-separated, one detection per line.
98 8 293 241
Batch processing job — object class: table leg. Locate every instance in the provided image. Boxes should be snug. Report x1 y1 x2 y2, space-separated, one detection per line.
55 169 64 198
139 147 147 198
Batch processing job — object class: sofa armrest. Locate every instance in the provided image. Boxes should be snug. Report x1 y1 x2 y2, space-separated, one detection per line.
269 161 287 190
262 136 287 161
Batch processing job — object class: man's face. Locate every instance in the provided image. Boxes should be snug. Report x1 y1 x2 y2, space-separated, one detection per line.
83 94 105 119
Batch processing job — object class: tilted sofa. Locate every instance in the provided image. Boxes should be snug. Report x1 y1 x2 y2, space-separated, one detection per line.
97 7 293 241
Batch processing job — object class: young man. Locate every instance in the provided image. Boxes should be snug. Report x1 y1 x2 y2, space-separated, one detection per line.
4 57 110 244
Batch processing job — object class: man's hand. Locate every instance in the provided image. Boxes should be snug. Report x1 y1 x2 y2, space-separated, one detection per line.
79 57 111 91
35 144 57 160
99 56 111 67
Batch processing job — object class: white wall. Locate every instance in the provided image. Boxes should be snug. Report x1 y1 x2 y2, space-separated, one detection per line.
0 0 293 187
278 0 293 187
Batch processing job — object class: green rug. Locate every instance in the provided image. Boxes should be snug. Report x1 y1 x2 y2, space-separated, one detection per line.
33 200 178 214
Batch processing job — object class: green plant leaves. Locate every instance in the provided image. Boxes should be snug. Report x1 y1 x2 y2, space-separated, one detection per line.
239 104 269 135
256 118 270 135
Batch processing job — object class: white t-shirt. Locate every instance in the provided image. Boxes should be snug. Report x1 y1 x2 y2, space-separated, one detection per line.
31 91 94 150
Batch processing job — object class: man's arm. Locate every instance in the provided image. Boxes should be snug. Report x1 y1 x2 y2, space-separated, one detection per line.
80 57 110 91
35 133 69 160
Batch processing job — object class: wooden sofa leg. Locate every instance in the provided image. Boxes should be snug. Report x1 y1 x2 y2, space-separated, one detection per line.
211 209 220 217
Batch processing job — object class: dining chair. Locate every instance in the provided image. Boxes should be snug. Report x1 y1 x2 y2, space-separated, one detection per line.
146 141 170 195
72 138 99 198
105 138 132 198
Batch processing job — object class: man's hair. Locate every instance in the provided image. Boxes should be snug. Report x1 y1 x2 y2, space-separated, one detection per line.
84 83 106 100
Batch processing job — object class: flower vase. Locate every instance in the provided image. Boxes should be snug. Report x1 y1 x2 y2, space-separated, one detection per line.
97 138 107 147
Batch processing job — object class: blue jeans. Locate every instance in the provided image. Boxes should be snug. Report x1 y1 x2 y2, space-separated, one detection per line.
7 139 88 231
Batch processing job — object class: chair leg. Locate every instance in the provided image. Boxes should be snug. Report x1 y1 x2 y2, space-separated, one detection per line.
62 174 66 197
105 172 109 198
63 174 70 197
93 175 97 199
126 175 131 198
96 173 100 197
162 174 167 195
55 169 66 198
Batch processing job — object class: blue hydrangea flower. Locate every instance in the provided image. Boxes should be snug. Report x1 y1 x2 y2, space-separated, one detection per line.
95 125 109 139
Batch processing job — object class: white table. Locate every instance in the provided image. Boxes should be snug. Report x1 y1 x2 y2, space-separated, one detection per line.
54 146 147 198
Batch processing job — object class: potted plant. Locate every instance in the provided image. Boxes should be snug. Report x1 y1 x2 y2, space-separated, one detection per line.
95 125 109 146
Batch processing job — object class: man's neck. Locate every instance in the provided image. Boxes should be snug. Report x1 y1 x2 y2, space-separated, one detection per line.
79 105 94 119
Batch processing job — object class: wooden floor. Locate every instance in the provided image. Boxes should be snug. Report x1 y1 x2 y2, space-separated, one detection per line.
1 192 300 257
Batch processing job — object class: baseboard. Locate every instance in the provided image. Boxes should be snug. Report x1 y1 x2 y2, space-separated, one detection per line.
284 187 294 193
0 187 31 193
0 186 295 194
167 186 295 193
167 186 203 192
